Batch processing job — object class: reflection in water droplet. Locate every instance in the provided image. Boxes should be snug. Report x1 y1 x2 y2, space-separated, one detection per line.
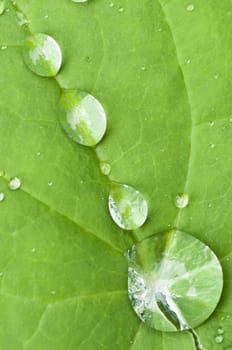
0 1 5 15
108 183 148 230
186 4 195 12
59 90 107 147
128 230 223 332
175 194 189 209
209 121 215 127
8 177 21 190
0 192 5 202
23 33 62 77
215 335 223 344
100 162 111 176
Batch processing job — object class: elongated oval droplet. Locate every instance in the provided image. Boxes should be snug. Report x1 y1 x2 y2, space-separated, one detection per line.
128 230 223 332
0 192 5 202
108 183 148 230
59 90 107 147
23 33 62 77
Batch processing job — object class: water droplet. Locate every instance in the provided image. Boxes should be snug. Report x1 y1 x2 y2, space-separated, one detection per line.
50 290 56 295
0 1 5 15
0 170 5 177
109 2 114 7
118 7 124 13
72 0 88 2
31 248 36 253
214 73 219 80
141 64 147 71
185 58 191 64
0 192 5 202
100 162 111 176
186 4 195 12
128 230 223 332
175 194 189 209
215 335 224 344
8 177 21 190
36 151 41 156
44 14 49 19
48 181 53 187
5 7 9 12
217 327 224 335
59 90 107 147
210 143 215 149
108 183 148 230
1 45 7 50
16 11 29 26
209 121 215 127
23 33 62 77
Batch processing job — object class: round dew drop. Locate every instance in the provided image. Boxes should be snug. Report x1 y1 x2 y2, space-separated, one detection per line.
8 177 21 190
100 162 111 176
59 90 107 147
23 33 62 77
128 230 223 332
108 183 148 230
175 193 189 209
215 335 224 344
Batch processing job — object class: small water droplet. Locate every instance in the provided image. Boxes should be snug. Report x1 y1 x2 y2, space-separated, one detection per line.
1 45 7 50
217 327 224 335
16 11 29 26
210 143 216 149
31 248 36 253
186 4 195 12
36 151 41 156
108 183 148 230
5 7 9 12
8 177 21 190
23 33 62 77
72 0 88 2
50 290 56 295
109 2 114 7
118 7 124 13
100 162 111 176
175 193 189 209
48 181 53 187
44 14 49 19
214 73 219 80
0 170 5 177
0 1 5 15
141 64 147 71
59 90 107 147
185 58 191 64
0 192 5 202
215 335 224 344
209 121 215 127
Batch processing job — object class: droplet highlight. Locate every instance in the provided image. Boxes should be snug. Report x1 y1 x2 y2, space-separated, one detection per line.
100 162 111 176
186 4 194 12
23 33 62 77
215 335 224 344
59 90 107 147
108 183 148 230
0 192 5 202
128 230 223 332
175 193 189 209
72 0 88 2
8 177 21 190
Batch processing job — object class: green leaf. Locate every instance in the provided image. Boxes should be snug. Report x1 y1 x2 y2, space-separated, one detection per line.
0 0 231 349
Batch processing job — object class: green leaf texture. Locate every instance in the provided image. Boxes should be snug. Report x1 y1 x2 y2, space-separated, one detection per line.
0 0 231 349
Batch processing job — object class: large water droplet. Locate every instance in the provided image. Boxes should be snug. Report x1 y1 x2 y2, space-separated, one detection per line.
8 177 21 190
23 33 62 77
215 335 224 344
59 90 107 147
0 1 5 15
108 183 148 230
100 162 111 176
175 193 189 209
217 327 224 335
0 192 5 202
128 230 223 332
